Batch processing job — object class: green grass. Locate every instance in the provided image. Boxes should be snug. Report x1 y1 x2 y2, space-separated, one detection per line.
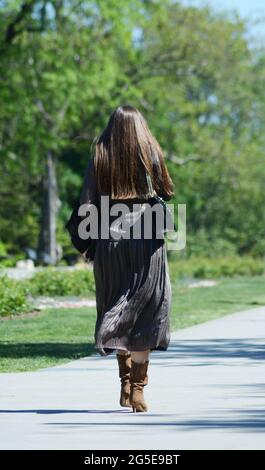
170 275 265 330
0 276 265 373
0 308 97 372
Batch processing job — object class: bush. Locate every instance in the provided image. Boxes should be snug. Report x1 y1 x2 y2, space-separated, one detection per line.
0 255 26 268
25 268 96 297
0 241 7 257
184 231 238 258
169 255 265 280
0 275 30 317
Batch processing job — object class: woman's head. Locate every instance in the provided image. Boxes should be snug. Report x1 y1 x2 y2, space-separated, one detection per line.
93 104 174 200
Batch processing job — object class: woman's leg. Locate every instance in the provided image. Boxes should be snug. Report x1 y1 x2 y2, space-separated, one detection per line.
117 349 130 356
117 349 150 361
130 350 150 412
131 350 150 363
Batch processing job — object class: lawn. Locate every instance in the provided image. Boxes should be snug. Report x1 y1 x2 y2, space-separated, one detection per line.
170 275 265 330
0 276 265 372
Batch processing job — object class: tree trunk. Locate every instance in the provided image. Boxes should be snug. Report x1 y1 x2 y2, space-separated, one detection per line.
37 151 61 265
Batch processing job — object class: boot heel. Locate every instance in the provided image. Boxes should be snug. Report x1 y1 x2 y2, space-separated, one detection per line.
130 360 149 413
131 402 148 412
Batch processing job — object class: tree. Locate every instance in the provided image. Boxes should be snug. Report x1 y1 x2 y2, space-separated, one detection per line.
0 0 143 263
0 0 265 262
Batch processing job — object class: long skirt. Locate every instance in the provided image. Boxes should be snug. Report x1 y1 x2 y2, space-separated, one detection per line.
92 238 172 356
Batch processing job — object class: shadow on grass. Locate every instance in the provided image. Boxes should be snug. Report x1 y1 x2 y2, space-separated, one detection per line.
0 342 95 359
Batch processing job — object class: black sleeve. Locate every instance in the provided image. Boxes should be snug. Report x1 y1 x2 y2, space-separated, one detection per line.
79 157 98 205
65 157 98 255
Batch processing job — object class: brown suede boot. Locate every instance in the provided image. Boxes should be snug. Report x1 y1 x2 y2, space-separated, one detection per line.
116 352 132 407
130 360 149 412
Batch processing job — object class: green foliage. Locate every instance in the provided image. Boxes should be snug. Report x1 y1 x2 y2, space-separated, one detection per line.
25 269 96 297
0 1 265 261
169 256 265 281
0 257 23 268
185 230 238 258
0 241 7 257
0 275 30 317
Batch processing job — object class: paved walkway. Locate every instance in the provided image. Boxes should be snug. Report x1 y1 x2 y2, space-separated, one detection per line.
1 307 265 450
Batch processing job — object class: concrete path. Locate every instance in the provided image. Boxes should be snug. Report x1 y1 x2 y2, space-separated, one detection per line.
1 307 265 450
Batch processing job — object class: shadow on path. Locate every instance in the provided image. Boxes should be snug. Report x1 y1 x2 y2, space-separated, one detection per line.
0 409 129 414
151 338 265 363
44 409 265 432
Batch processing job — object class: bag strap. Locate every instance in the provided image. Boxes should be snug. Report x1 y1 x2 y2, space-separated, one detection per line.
145 165 177 231
144 167 176 232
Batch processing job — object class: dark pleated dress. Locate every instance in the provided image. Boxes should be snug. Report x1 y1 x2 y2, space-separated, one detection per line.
79 158 172 357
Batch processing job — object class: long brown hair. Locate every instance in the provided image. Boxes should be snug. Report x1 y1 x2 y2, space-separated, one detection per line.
93 105 175 200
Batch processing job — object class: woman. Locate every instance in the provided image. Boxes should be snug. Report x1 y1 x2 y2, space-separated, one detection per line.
77 105 174 412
